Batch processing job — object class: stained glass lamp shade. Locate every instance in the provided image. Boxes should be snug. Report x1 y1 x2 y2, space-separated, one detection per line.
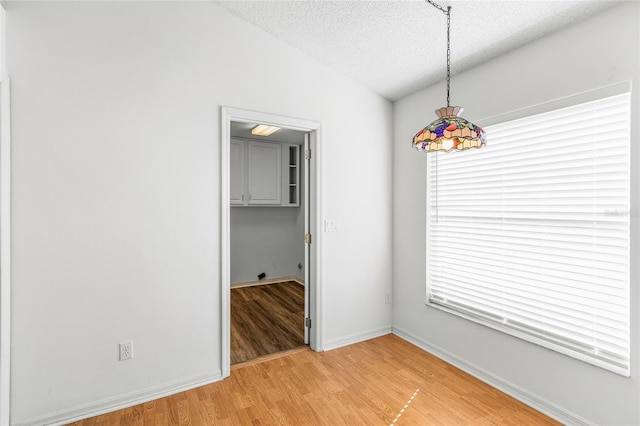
413 2 487 153
413 106 486 152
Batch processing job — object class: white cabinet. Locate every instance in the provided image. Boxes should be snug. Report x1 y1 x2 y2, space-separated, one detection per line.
231 138 299 207
247 141 281 205
230 139 245 205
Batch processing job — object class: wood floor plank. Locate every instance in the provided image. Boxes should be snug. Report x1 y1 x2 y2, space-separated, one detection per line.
230 281 305 364
70 334 560 426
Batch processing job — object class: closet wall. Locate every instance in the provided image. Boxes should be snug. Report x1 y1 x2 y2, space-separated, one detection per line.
230 206 304 284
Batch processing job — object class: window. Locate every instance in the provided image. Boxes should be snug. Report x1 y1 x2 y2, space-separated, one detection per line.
426 92 631 376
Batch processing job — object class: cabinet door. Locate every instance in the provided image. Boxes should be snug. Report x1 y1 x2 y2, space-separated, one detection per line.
247 141 281 205
230 139 245 205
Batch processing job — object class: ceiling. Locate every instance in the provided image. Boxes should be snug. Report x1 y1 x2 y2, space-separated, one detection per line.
217 0 620 102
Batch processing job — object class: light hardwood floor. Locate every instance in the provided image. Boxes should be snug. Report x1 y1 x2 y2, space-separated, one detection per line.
231 281 305 364
69 334 559 425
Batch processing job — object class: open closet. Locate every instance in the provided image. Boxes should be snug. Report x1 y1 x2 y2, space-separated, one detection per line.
229 121 308 364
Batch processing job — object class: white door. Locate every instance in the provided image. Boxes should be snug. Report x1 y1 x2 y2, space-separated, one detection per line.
303 134 310 344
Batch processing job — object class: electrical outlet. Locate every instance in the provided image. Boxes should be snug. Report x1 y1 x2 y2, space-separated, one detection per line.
385 292 392 304
119 341 133 361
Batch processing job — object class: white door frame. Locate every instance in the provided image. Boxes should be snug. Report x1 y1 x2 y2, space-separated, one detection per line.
220 107 323 377
0 80 11 426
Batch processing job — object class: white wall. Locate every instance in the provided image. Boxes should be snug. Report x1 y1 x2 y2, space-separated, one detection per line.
230 206 303 283
393 2 640 425
6 1 393 423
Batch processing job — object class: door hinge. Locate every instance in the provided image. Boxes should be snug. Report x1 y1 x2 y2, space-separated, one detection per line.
305 233 312 244
305 317 312 328
305 149 311 160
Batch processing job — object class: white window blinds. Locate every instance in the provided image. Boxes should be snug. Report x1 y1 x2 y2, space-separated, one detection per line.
426 92 631 376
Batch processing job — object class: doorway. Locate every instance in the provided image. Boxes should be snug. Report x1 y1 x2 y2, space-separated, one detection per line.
229 122 307 364
220 107 322 377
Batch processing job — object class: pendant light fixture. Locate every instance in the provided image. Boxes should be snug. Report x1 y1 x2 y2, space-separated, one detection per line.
413 1 486 153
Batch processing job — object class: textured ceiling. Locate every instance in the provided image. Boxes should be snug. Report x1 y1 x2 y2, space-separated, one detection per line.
217 0 620 102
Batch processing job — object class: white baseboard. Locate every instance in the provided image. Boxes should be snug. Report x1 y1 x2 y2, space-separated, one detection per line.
322 326 392 352
231 275 304 289
392 326 595 426
13 328 588 425
15 372 223 426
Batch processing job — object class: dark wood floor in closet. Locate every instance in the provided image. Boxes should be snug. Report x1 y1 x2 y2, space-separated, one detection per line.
231 281 305 364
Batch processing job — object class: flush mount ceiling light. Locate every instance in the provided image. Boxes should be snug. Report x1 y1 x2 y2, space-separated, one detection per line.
413 0 486 153
251 124 281 137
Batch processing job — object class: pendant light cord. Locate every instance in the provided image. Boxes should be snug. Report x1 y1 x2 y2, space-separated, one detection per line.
426 0 451 107
446 6 450 107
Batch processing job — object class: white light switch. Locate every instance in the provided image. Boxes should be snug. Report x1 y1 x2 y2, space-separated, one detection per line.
324 220 340 232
